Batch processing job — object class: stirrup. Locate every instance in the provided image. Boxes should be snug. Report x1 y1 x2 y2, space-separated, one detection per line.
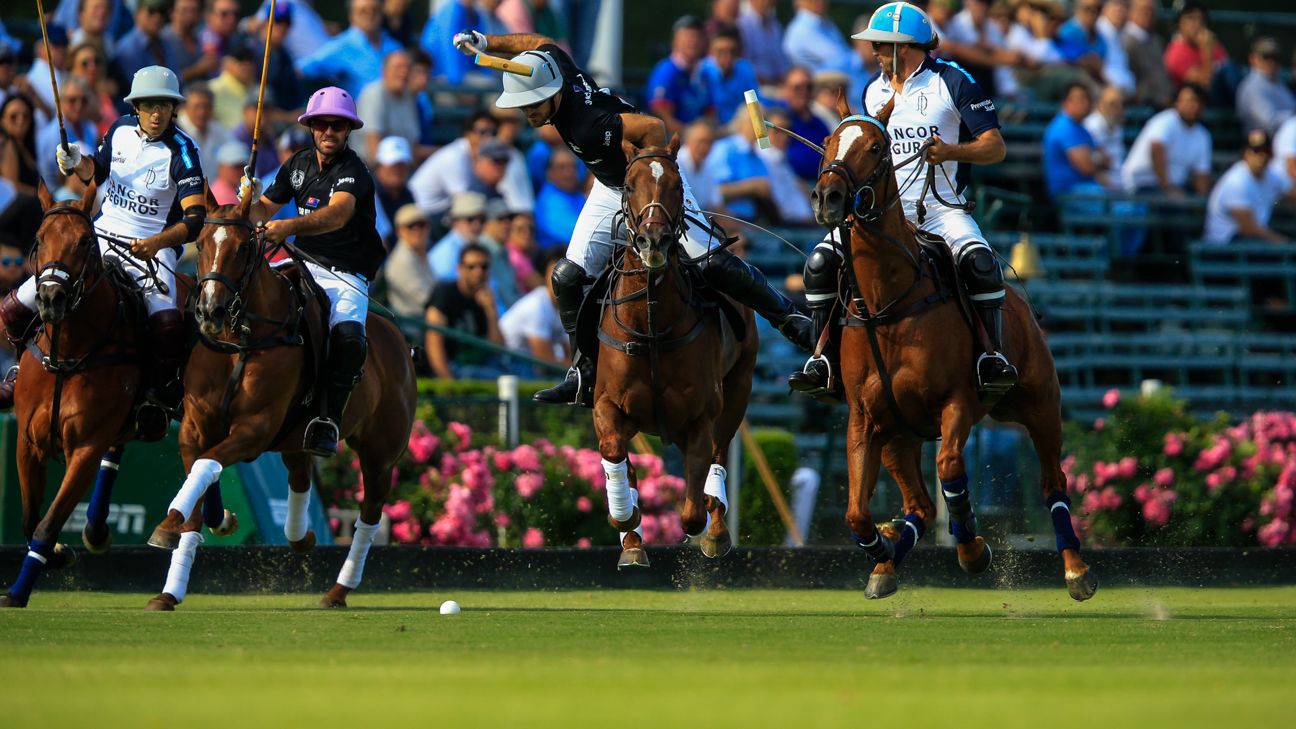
976 352 1018 392
303 417 340 456
788 355 842 404
3 365 16 382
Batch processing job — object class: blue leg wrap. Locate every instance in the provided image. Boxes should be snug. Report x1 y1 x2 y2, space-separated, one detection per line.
202 484 225 529
1047 492 1081 553
891 513 926 567
851 529 895 563
9 539 53 601
941 474 978 545
87 448 123 528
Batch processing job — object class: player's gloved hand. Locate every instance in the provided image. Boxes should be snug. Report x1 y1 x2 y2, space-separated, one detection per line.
453 29 487 54
238 175 261 203
56 143 83 176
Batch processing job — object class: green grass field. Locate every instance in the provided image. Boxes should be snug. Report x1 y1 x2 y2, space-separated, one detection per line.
2 587 1293 728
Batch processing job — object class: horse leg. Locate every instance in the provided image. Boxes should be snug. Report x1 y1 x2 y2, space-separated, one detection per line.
867 440 936 599
936 401 993 574
1 447 101 607
81 446 124 554
844 414 894 587
145 509 205 612
1023 410 1099 601
684 418 729 558
594 400 646 568
320 440 398 608
282 452 317 554
148 426 266 550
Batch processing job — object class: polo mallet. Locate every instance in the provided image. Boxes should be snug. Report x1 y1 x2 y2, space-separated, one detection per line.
744 89 824 155
34 0 68 154
469 45 536 76
245 0 277 190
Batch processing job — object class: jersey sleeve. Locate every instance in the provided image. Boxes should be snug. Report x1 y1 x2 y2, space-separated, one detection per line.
264 158 295 204
939 61 1000 137
91 116 132 185
168 133 205 201
331 156 373 199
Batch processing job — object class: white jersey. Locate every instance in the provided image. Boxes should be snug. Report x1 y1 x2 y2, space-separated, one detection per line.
91 115 205 242
1202 160 1291 244
862 57 1002 217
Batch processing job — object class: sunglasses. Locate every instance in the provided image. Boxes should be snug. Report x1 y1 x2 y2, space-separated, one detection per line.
462 261 490 271
136 100 173 114
310 118 351 132
2 255 24 266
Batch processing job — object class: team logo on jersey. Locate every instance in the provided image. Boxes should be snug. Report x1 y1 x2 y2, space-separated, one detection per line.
305 196 320 208
603 131 613 147
291 169 305 190
916 93 929 116
971 99 996 112
145 168 157 187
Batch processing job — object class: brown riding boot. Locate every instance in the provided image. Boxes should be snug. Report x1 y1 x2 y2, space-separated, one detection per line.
0 290 37 411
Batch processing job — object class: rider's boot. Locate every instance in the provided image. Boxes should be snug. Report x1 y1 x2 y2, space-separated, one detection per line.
700 249 814 352
136 309 185 440
304 321 367 457
787 245 843 402
0 290 38 411
959 244 1018 398
533 258 597 407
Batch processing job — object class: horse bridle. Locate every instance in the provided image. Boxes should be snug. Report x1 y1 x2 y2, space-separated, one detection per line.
197 214 265 327
620 150 686 250
35 204 102 314
818 114 903 223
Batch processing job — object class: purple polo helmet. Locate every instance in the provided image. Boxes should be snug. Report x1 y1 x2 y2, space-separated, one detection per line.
298 86 365 129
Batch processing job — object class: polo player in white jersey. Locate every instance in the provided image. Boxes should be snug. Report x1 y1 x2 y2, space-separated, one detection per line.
788 1 1017 402
0 66 205 432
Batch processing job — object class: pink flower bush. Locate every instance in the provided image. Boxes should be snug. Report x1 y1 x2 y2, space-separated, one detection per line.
522 528 546 548
1102 388 1121 409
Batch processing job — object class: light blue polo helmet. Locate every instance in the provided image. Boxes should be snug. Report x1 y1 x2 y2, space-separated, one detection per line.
851 2 937 46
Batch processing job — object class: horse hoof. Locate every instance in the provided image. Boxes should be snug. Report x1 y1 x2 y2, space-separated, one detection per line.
864 572 899 600
147 526 181 550
608 506 641 532
289 530 316 554
1066 570 1100 602
320 584 349 608
82 522 112 555
144 593 177 612
47 543 77 570
210 510 238 537
616 547 650 569
700 532 732 559
958 538 993 575
0 593 28 608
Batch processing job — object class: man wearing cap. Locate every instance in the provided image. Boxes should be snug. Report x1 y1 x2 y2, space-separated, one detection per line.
374 136 416 224
1203 130 1294 245
429 191 488 282
1236 38 1296 136
470 138 519 208
114 0 181 85
0 66 205 426
789 1 1018 402
452 28 813 407
384 203 436 320
242 86 384 456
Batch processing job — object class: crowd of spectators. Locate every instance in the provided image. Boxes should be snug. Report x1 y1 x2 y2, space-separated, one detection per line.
1 0 1296 378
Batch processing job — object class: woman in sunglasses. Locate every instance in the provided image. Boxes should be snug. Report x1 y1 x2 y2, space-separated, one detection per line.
241 86 384 457
0 66 205 426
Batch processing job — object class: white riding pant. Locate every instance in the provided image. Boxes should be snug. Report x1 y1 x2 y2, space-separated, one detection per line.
813 205 990 260
16 234 178 315
564 172 719 277
304 261 369 329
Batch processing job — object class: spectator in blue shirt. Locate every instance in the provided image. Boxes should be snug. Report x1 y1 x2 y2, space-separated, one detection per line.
248 2 305 112
429 192 488 282
298 0 402 98
738 0 787 86
647 15 715 135
701 26 761 126
1056 0 1107 80
421 0 506 87
783 0 853 75
777 66 832 182
704 113 774 223
534 149 586 250
113 0 181 86
1044 82 1111 199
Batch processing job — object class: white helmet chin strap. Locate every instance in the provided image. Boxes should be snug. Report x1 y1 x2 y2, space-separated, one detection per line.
892 44 900 80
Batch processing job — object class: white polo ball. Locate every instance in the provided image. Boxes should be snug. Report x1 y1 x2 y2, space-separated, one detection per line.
439 600 461 615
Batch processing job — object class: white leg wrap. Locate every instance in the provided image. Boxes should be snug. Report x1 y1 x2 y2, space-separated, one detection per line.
168 458 223 521
284 489 310 542
619 488 643 544
603 458 633 523
337 519 380 589
704 464 729 513
15 276 38 309
161 531 204 603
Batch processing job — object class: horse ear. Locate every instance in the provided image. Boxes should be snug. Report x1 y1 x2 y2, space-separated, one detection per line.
237 187 254 219
79 179 97 212
205 182 219 212
666 132 681 157
835 87 851 120
37 178 54 211
876 96 896 126
621 139 639 165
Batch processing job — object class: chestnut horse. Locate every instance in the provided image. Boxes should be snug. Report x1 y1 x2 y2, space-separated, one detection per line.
1 182 199 607
592 139 758 567
809 96 1098 601
142 192 415 610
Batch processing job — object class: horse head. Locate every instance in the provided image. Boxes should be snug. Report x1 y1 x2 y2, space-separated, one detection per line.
620 134 684 271
811 94 896 229
195 187 258 337
33 179 99 324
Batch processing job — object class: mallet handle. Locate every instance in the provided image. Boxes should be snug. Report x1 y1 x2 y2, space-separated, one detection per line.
745 90 771 150
474 53 535 77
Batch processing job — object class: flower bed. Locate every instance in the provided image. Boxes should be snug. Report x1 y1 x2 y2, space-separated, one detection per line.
1063 389 1296 547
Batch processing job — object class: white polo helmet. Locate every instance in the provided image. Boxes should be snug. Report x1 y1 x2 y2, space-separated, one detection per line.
494 51 564 109
124 65 185 104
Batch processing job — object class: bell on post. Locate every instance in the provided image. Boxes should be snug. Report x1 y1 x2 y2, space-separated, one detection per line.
1009 233 1043 281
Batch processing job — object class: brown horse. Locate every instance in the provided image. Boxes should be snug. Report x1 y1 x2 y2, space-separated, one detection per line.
808 96 1098 601
1 182 181 607
592 138 758 567
142 192 416 610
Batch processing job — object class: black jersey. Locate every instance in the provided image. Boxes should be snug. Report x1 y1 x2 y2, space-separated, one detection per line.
542 43 638 189
265 147 385 280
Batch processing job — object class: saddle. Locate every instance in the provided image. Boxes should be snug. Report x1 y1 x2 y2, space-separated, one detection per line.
903 223 979 342
260 259 332 450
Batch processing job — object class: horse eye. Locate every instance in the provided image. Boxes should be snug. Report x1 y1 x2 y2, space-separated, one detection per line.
871 143 881 154
624 185 634 195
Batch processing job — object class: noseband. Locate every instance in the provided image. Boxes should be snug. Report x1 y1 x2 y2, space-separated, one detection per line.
818 115 898 223
198 215 264 325
36 204 101 313
620 150 686 247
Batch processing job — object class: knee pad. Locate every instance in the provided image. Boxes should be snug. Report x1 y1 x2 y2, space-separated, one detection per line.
803 247 842 310
958 245 1004 301
551 258 591 332
329 321 368 376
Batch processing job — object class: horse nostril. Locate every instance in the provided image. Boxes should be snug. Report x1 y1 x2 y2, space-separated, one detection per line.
826 188 844 207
